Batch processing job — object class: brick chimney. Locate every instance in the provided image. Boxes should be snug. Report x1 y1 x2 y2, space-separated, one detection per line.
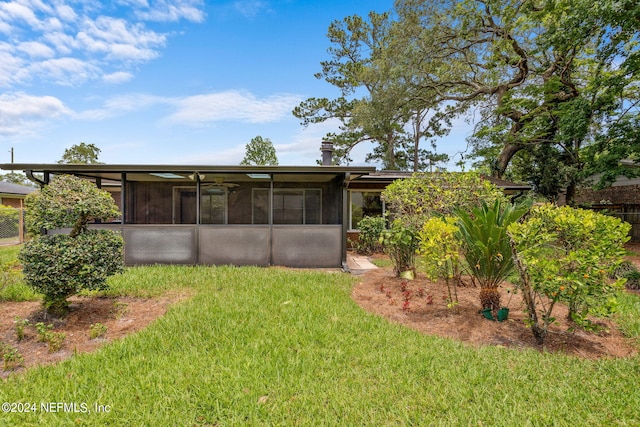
321 141 334 166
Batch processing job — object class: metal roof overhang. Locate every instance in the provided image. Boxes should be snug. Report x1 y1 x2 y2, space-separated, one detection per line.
0 164 378 184
349 171 532 191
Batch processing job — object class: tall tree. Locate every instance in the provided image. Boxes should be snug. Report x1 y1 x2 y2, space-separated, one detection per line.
240 136 279 166
58 142 102 164
0 172 35 187
293 11 450 171
392 0 640 202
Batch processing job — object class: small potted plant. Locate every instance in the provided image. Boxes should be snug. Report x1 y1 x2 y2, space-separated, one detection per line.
496 288 516 322
481 307 495 320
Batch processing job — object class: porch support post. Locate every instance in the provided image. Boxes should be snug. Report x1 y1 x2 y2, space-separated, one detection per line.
269 173 274 266
196 174 201 226
341 172 350 269
196 173 201 264
120 172 127 234
120 173 126 225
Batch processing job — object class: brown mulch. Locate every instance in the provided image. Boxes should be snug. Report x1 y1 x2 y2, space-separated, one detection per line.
0 292 191 378
351 251 640 360
3 244 640 377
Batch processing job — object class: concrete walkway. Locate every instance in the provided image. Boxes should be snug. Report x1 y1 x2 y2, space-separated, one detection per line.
345 254 378 275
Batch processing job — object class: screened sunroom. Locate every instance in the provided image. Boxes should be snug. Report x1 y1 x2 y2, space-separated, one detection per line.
2 164 375 268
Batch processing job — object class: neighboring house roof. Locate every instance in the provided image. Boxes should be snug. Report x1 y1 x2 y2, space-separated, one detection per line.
482 175 532 191
0 181 35 197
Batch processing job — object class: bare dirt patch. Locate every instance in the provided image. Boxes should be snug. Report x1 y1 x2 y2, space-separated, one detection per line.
352 252 639 359
0 292 191 378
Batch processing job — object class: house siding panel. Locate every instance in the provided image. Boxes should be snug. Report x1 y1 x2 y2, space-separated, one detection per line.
199 226 270 265
271 225 342 268
124 226 197 265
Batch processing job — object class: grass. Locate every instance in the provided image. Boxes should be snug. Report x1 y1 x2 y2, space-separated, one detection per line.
370 257 394 268
0 245 38 302
0 247 639 425
0 244 20 264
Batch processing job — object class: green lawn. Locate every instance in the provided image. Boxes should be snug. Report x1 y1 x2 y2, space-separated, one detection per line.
0 244 21 265
1 247 640 425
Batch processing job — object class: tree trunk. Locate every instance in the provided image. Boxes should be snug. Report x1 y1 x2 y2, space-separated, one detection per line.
494 143 524 178
385 133 396 170
564 181 577 206
510 238 546 345
479 287 501 312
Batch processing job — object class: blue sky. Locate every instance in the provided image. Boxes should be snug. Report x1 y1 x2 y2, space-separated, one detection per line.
0 0 470 168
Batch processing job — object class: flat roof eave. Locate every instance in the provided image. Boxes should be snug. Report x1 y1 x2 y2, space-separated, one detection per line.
0 163 377 174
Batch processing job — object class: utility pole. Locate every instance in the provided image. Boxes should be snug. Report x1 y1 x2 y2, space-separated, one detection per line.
10 147 14 163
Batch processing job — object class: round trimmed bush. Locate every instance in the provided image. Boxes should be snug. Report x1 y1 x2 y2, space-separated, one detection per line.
19 175 124 315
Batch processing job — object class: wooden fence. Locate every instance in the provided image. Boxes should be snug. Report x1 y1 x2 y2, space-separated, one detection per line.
586 204 640 241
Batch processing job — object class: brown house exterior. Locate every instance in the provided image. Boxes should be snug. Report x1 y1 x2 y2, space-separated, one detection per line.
2 164 376 268
0 181 35 208
574 174 640 241
0 163 532 267
345 171 531 247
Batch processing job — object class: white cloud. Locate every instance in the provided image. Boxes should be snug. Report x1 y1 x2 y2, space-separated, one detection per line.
0 46 27 86
0 92 71 136
71 89 302 129
134 0 206 22
0 0 204 87
166 90 302 125
0 20 11 34
83 16 166 47
274 119 342 164
42 31 76 55
106 93 167 110
53 3 77 22
176 144 246 164
17 41 55 58
0 1 41 28
76 93 169 120
232 1 271 18
29 57 101 86
102 71 134 84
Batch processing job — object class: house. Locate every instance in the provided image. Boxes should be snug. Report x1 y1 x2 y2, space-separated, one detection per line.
345 171 531 247
0 162 531 267
1 163 375 268
574 165 640 240
0 181 35 208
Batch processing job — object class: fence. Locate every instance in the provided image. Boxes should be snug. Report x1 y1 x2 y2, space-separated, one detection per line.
587 204 640 241
0 206 25 245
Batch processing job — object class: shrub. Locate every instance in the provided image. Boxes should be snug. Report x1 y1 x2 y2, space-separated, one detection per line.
35 322 66 352
355 216 385 254
623 270 640 290
23 174 120 238
380 220 419 278
0 343 24 371
14 317 29 342
418 216 461 306
381 172 506 230
611 261 640 290
0 260 21 292
19 175 124 315
508 204 631 344
456 200 530 313
35 322 53 342
20 231 124 312
89 323 107 339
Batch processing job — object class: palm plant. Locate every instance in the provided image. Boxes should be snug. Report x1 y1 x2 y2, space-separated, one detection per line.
456 200 531 313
